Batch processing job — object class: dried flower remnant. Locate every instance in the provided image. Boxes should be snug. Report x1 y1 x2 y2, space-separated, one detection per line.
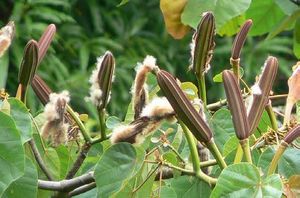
86 51 115 110
156 70 212 143
284 62 300 126
132 55 158 119
110 97 175 144
247 56 278 133
191 12 215 76
0 21 14 57
41 91 70 147
223 70 250 140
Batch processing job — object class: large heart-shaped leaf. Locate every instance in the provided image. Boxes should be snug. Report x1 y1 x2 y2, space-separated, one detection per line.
95 143 145 197
2 157 38 198
211 163 282 197
171 175 211 197
181 0 251 32
0 111 25 196
8 98 33 144
258 147 300 178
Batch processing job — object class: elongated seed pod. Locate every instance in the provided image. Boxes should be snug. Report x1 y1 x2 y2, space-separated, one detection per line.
37 24 56 65
223 70 250 140
32 75 52 105
156 70 212 143
284 125 300 144
191 12 215 77
248 56 278 133
231 20 252 60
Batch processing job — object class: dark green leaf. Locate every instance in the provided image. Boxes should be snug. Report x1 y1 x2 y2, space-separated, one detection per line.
211 163 282 197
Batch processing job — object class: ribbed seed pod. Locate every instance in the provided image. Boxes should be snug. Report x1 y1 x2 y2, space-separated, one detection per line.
223 70 250 140
32 75 52 105
191 12 215 77
231 20 252 60
37 24 56 65
248 56 278 133
284 125 300 144
87 51 115 110
156 70 212 143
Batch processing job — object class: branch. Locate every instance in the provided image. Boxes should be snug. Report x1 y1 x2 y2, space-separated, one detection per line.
69 182 96 196
28 139 54 181
38 172 94 192
65 143 91 179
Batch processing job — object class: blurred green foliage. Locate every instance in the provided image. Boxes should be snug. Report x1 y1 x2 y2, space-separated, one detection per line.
0 0 298 119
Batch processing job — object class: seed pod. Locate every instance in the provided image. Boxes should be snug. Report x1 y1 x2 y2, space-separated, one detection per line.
37 24 56 65
284 125 300 144
247 56 278 133
231 19 252 60
87 51 115 110
156 70 212 143
32 75 52 105
223 70 250 140
191 12 215 77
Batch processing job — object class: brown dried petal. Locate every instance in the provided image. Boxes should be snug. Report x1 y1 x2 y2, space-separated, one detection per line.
248 56 278 133
231 19 252 60
157 70 212 143
192 12 215 76
223 70 250 140
284 125 300 144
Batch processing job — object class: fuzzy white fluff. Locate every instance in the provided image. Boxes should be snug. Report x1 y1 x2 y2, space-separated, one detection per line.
0 23 14 57
251 84 262 95
44 91 70 121
141 97 173 118
143 55 157 70
110 124 136 144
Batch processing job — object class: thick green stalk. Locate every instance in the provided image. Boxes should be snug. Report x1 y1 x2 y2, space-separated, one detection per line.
66 105 92 143
206 140 227 169
265 103 278 131
98 109 106 140
234 144 243 164
179 121 216 185
197 75 207 106
267 142 288 175
240 139 252 163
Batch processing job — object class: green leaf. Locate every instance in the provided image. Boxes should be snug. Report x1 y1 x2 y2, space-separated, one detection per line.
95 143 145 197
181 0 251 32
106 116 121 129
0 111 25 196
209 108 234 152
275 0 300 15
161 186 177 198
180 82 198 100
55 145 76 179
213 68 244 82
3 158 38 198
246 0 286 36
171 176 211 197
218 15 246 36
211 163 283 197
118 0 129 7
258 147 300 178
8 98 33 144
223 136 239 157
43 148 60 179
294 18 300 58
287 175 300 197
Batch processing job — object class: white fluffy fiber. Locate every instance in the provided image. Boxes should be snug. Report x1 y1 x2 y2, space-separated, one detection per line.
141 97 173 118
44 91 70 121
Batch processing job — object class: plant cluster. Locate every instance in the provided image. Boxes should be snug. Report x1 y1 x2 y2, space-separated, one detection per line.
0 11 300 198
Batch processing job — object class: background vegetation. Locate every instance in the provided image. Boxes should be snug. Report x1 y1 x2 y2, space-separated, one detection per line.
0 0 298 119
